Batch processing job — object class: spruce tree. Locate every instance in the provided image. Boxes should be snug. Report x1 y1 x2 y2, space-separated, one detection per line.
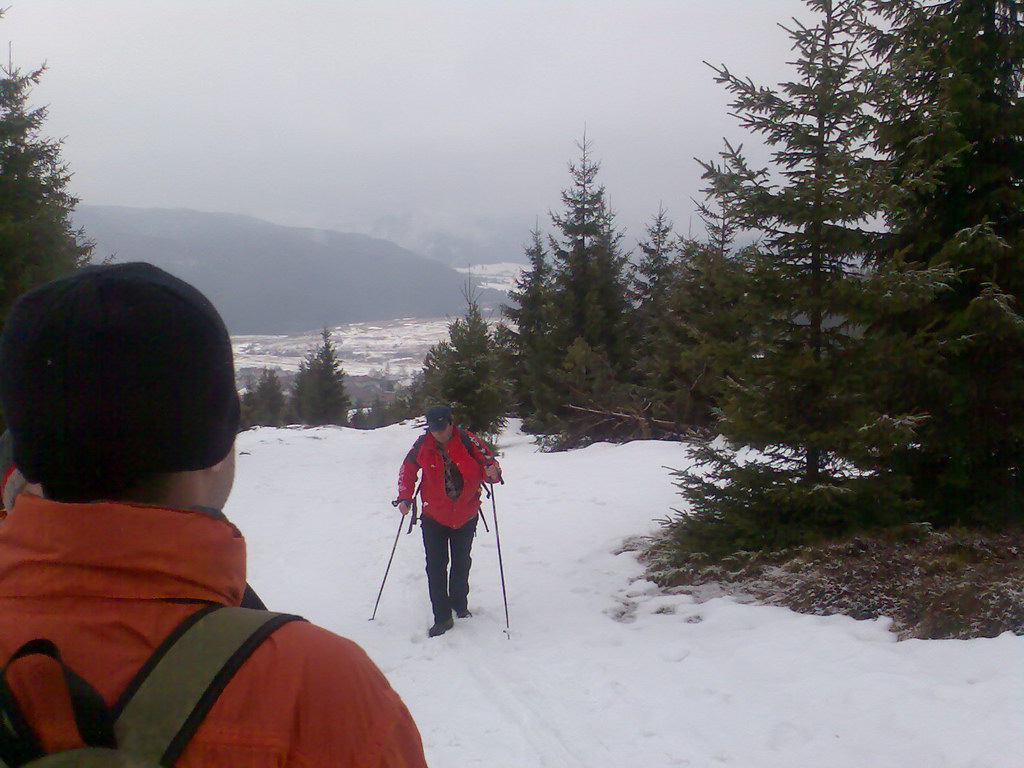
637 202 752 431
354 394 411 429
247 368 286 427
292 328 350 426
529 137 635 443
631 206 726 432
631 207 681 429
0 23 92 428
869 0 1024 526
422 297 510 438
632 206 678 312
547 137 632 375
502 228 560 426
671 0 947 554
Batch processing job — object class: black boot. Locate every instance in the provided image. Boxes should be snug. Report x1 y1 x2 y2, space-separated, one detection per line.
455 607 472 618
427 617 454 637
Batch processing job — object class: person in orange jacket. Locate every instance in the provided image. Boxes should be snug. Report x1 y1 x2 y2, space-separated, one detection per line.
0 263 427 767
396 405 501 637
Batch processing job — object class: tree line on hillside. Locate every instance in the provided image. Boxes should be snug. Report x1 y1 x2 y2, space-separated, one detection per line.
3 0 1022 561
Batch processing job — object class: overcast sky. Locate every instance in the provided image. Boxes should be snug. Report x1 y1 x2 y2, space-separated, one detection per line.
5 1 809 263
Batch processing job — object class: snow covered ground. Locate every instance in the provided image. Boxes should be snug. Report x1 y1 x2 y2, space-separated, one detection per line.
229 420 1023 768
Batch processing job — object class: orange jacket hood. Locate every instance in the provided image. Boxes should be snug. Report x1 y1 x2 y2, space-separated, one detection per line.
0 493 246 605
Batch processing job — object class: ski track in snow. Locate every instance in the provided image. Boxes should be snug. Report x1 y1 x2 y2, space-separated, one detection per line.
229 421 1024 768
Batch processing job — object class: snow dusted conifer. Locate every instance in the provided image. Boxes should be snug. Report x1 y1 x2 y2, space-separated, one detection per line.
504 138 635 443
527 137 636 443
637 200 753 431
547 136 632 377
422 295 510 438
670 0 949 554
0 14 92 428
501 228 561 428
868 0 1024 526
244 368 286 427
632 206 678 312
292 328 350 426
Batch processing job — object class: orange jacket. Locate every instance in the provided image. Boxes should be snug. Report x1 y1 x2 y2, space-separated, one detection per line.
0 494 427 767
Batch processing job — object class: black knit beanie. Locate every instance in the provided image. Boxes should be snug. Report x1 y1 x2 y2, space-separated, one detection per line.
0 262 240 500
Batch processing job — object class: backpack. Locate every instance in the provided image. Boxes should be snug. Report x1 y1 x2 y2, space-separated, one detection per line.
0 605 303 767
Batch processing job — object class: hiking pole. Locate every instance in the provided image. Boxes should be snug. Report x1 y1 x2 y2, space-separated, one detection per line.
478 483 492 533
369 513 404 621
406 495 419 534
489 482 511 638
371 483 421 621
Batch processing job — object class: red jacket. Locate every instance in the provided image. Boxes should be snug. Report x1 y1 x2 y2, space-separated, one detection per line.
0 494 427 768
397 427 499 528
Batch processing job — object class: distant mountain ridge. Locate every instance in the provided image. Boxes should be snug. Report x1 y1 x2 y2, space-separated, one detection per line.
74 205 497 334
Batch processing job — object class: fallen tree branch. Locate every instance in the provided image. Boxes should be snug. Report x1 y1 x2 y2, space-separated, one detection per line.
565 403 680 430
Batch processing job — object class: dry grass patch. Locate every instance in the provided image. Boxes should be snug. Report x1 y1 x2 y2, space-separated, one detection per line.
642 524 1024 640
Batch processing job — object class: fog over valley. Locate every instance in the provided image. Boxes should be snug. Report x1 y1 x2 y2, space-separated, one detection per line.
8 0 807 279
75 205 513 334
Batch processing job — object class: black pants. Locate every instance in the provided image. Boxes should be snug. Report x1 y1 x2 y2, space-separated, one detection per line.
421 514 478 624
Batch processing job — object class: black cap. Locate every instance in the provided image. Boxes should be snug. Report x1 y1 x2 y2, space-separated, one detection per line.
425 404 453 432
0 262 240 499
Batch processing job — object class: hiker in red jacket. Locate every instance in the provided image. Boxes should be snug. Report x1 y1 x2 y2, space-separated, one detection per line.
396 405 501 637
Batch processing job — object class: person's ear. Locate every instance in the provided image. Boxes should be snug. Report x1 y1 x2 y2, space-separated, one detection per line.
204 443 236 510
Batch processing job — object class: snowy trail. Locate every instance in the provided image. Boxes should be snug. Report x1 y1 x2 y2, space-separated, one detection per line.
229 422 1024 768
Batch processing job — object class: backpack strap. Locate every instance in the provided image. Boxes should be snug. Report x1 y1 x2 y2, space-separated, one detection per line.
459 429 498 470
114 605 303 766
458 429 477 460
458 430 497 499
0 638 117 767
